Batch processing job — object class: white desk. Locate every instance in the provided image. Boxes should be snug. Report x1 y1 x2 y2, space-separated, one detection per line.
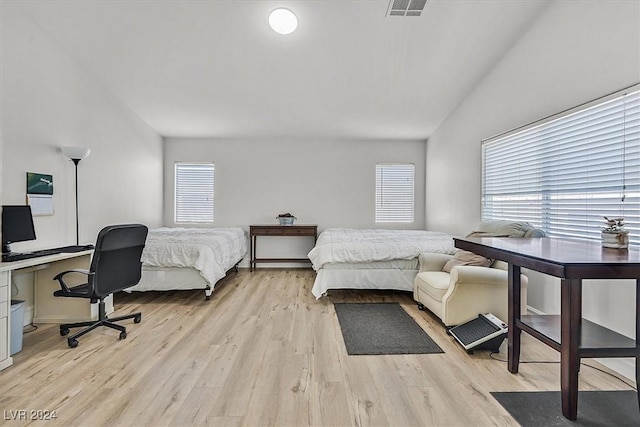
0 250 110 371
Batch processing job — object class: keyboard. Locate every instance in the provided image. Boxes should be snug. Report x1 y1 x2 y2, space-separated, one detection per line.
55 244 94 253
1 245 94 262
3 249 62 262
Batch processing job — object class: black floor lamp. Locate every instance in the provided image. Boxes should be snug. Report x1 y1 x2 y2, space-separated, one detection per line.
62 146 91 245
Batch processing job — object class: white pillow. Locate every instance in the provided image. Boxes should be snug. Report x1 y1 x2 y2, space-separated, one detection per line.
442 250 492 273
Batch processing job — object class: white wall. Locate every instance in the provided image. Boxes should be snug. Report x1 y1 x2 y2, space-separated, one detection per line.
164 138 426 265
425 1 640 379
1 4 164 247
1 4 164 320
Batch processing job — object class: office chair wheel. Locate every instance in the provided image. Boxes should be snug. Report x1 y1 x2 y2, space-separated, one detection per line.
68 338 78 348
119 331 127 340
60 327 70 336
134 314 142 323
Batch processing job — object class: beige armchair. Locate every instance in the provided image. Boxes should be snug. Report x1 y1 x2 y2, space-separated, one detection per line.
413 220 544 327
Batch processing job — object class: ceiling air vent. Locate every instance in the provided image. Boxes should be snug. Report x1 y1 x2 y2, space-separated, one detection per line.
387 0 427 17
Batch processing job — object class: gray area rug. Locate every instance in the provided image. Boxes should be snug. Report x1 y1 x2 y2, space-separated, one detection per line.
334 302 444 355
492 390 639 426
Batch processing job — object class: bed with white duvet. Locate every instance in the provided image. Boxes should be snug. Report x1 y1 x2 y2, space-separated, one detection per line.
127 227 247 299
307 228 456 299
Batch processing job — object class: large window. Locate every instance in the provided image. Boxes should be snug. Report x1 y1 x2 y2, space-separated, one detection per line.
174 162 215 223
482 86 640 244
375 163 415 223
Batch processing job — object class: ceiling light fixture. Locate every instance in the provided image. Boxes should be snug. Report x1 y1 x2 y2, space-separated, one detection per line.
269 8 298 35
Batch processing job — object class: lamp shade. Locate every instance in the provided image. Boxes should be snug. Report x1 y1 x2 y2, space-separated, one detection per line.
61 146 91 160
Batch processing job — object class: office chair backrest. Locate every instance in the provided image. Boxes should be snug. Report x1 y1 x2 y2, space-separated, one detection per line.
89 224 148 298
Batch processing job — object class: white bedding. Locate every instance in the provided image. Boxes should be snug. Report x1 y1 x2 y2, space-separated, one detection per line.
128 227 247 294
312 268 418 297
319 259 419 270
308 228 456 299
308 228 455 270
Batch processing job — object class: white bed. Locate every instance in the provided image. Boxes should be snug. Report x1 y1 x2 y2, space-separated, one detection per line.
127 227 248 299
307 228 456 298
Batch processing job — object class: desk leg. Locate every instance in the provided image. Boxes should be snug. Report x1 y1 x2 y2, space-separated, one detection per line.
507 264 522 373
560 278 581 421
636 279 639 413
250 235 256 271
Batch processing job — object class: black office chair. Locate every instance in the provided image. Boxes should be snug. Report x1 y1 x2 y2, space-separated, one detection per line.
53 223 148 348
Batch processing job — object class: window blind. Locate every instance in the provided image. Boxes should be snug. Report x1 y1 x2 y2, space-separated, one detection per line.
174 162 215 223
376 163 415 223
482 87 640 244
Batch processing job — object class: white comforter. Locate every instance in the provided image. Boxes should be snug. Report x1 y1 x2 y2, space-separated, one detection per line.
307 228 456 270
141 227 247 286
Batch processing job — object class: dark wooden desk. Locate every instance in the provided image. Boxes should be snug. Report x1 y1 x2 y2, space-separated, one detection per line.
249 225 317 271
454 237 639 421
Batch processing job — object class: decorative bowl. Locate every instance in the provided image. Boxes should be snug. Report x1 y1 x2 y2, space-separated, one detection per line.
278 217 295 226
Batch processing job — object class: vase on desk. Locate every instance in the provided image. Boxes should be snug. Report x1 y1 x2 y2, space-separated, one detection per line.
601 230 629 249
276 213 296 226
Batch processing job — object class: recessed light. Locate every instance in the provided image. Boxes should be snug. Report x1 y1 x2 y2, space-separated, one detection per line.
269 8 298 35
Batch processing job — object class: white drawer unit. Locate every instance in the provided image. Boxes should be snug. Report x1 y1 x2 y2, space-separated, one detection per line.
0 282 7 305
0 271 10 369
1 251 94 370
0 317 7 363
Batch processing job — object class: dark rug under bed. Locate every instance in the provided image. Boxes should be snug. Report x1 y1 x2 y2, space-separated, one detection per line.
334 302 444 355
492 390 639 426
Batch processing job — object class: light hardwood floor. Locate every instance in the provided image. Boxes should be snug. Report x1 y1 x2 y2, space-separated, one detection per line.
0 269 634 426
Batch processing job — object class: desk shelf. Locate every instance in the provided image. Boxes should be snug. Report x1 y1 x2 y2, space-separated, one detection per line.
519 315 637 358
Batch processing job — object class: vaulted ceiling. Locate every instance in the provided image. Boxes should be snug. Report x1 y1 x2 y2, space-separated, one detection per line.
12 0 550 140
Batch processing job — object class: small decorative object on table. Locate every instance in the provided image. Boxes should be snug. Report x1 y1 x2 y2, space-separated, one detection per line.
277 212 296 226
601 216 629 249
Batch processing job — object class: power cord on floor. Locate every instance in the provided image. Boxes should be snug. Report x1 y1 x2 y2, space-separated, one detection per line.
489 351 558 364
23 324 38 334
489 351 637 391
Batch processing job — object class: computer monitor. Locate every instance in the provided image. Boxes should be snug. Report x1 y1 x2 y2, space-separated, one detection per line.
1 205 36 253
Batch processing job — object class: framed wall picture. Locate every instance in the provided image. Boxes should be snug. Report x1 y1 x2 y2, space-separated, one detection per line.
27 172 53 195
26 172 54 216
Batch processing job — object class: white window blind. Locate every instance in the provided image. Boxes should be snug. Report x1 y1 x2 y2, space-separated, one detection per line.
174 162 215 223
482 87 640 244
376 163 415 223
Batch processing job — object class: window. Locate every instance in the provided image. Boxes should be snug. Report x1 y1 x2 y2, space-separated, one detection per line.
482 87 640 244
376 163 415 223
174 162 215 223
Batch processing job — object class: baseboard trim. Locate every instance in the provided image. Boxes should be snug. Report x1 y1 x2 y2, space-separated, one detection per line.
525 305 544 315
